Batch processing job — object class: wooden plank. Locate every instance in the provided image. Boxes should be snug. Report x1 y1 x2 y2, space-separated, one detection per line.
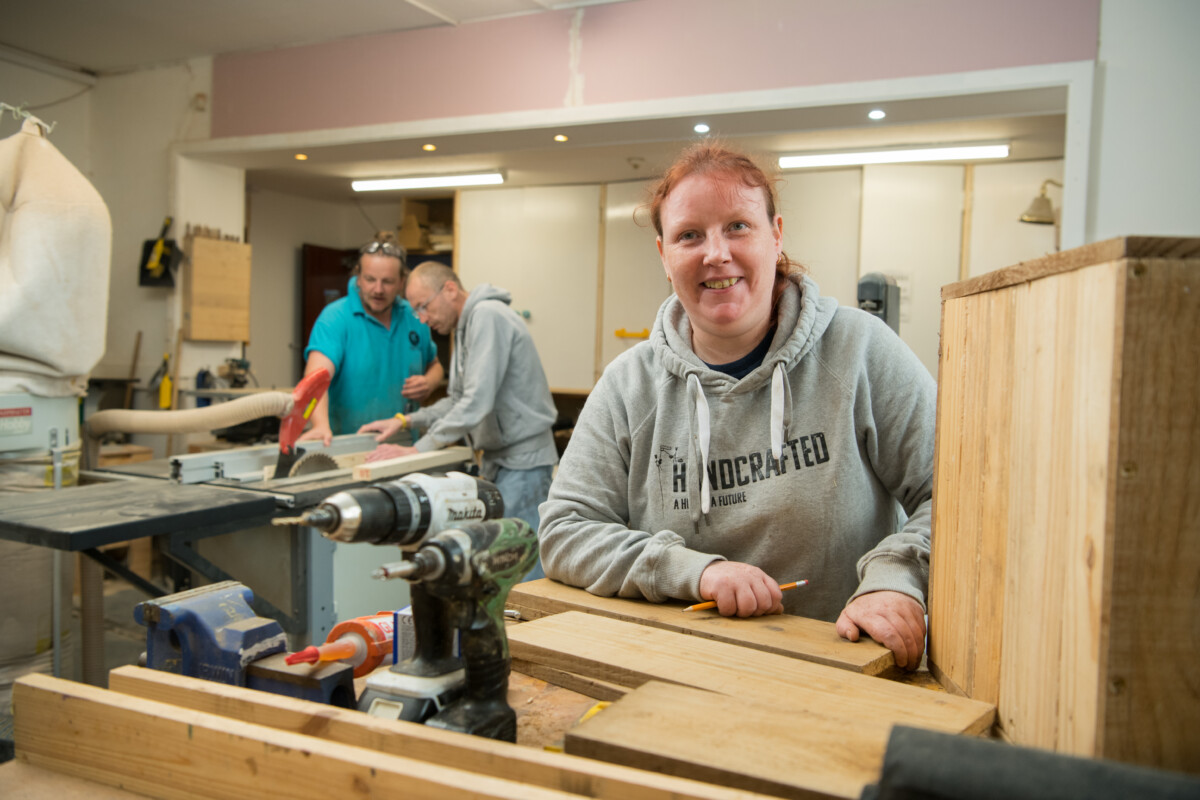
928 283 1016 702
184 236 252 342
512 660 630 702
999 262 1120 756
507 612 995 736
941 236 1200 301
13 673 577 800
1104 257 1200 770
105 666 773 800
567 681 895 800
351 445 475 481
508 579 893 675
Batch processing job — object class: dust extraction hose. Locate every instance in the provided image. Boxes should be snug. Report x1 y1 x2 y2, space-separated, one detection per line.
83 392 293 467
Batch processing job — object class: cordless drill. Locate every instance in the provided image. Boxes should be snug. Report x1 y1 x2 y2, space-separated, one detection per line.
365 518 538 740
275 471 536 740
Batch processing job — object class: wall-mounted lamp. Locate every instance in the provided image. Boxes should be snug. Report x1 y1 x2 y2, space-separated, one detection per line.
1019 178 1063 252
352 172 504 192
1019 179 1063 224
779 142 1009 169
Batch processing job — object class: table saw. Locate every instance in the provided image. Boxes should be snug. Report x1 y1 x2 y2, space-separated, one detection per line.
0 434 475 678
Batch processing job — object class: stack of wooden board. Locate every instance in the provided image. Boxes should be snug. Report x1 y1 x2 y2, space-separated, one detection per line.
508 579 894 675
508 611 995 799
12 666 779 800
928 236 1200 771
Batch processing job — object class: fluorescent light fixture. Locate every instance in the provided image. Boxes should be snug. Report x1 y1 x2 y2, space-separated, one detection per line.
779 143 1009 169
352 172 504 191
694 123 710 134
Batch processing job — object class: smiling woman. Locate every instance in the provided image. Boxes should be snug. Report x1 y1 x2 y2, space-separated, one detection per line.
539 142 939 671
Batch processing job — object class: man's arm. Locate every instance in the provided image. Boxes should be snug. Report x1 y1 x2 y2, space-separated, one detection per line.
297 351 336 446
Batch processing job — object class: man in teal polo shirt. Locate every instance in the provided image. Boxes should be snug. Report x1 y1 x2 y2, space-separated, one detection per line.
298 236 443 446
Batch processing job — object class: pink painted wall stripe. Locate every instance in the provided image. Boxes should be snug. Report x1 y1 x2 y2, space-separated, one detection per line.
212 0 1099 139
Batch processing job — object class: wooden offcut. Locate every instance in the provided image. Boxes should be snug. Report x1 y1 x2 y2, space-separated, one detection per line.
928 235 1200 770
12 673 575 800
183 235 251 342
351 445 475 481
103 666 767 800
507 612 995 736
508 579 893 675
567 681 894 800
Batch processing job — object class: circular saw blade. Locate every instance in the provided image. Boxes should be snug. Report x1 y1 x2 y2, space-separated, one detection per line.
288 451 340 477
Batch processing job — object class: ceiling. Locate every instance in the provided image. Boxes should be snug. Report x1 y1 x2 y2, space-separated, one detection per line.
1 0 1068 202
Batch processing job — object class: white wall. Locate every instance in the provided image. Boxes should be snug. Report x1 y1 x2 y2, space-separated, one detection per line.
88 58 213 402
1087 0 1200 240
0 62 92 173
860 165 965 377
599 180 667 373
970 160 1063 277
777 168 863 308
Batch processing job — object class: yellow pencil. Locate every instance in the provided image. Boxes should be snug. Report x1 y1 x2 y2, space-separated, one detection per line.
682 579 808 612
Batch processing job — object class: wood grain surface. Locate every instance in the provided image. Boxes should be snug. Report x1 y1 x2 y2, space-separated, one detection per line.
507 612 995 736
567 680 892 799
507 579 893 674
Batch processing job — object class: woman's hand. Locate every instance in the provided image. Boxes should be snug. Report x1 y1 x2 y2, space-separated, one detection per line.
835 590 926 669
358 417 405 442
697 561 784 617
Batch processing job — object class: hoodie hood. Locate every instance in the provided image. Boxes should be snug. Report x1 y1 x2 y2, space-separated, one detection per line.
651 272 837 520
458 283 512 336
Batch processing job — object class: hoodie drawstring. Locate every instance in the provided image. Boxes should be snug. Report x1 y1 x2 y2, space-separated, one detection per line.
687 374 712 516
770 363 787 461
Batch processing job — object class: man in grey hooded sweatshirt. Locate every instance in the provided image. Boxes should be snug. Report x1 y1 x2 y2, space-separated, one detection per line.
359 262 558 580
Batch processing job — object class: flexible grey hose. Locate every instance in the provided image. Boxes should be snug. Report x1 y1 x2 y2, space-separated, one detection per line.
86 392 293 437
83 392 294 468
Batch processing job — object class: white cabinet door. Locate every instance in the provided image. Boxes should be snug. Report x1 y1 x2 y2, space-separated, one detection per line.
457 185 601 391
860 164 964 378
599 180 670 378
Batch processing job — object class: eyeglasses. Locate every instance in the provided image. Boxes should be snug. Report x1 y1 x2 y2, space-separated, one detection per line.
412 283 445 316
359 240 405 259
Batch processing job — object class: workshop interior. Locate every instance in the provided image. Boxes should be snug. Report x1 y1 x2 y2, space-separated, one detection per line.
1 1 1198 799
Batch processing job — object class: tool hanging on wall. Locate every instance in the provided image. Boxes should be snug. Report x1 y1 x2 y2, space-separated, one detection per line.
148 353 172 410
139 216 180 287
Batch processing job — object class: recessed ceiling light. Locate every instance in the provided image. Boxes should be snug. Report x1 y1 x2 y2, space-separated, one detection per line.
693 123 710 134
294 153 308 161
868 109 886 121
352 172 506 192
422 143 437 152
779 143 1010 169
554 134 569 142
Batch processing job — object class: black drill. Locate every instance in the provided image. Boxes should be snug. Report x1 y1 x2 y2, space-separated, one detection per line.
275 472 535 740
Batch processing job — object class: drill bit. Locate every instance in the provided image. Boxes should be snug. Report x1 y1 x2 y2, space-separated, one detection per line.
272 506 338 529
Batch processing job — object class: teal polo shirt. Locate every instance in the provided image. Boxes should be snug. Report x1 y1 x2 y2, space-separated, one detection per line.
305 276 438 435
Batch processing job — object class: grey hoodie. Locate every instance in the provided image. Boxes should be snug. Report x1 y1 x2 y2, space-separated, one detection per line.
405 283 558 479
538 274 935 622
